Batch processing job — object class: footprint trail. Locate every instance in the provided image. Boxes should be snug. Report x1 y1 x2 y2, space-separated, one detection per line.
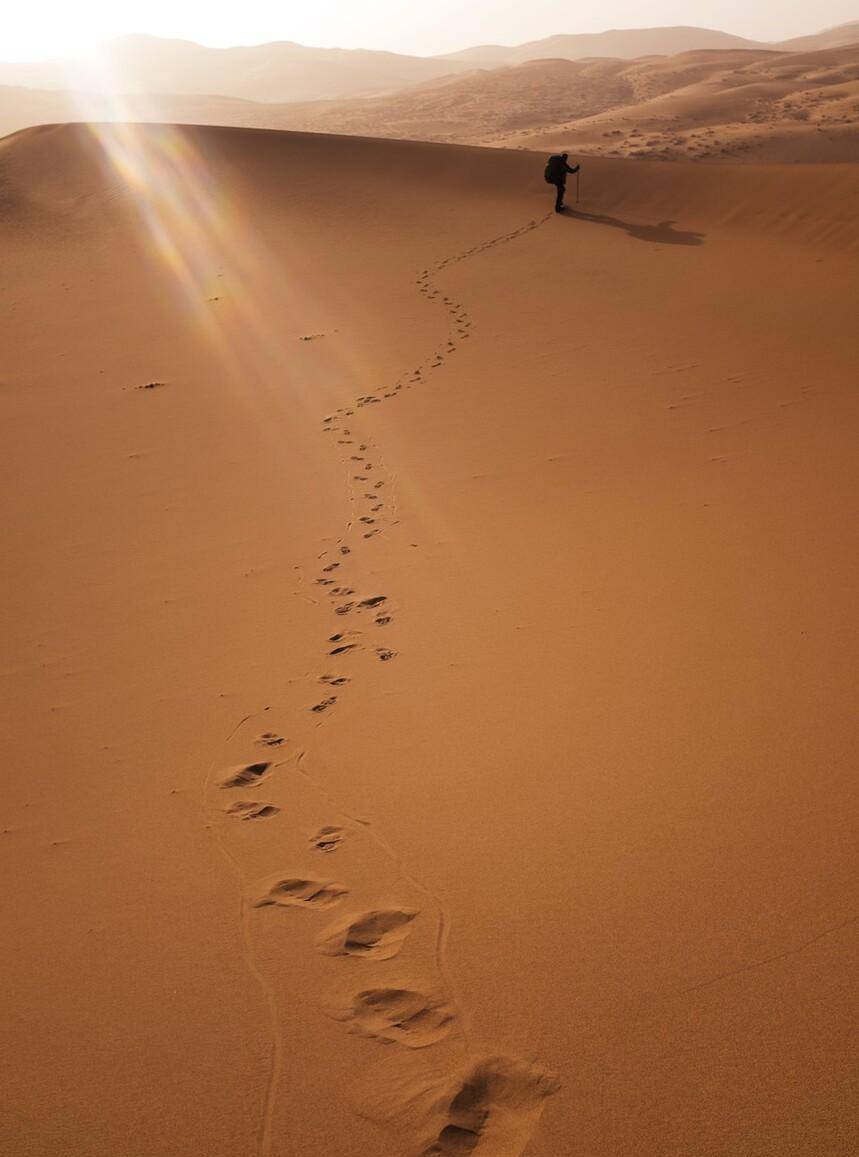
202 212 557 1157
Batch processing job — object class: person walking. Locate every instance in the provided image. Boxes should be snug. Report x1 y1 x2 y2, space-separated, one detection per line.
544 153 580 213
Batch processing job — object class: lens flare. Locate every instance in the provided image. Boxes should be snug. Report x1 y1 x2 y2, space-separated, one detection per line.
56 46 353 427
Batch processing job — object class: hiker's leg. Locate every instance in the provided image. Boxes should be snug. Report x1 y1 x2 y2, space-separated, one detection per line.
554 182 565 212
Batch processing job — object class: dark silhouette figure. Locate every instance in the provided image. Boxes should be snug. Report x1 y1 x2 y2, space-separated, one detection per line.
544 153 580 213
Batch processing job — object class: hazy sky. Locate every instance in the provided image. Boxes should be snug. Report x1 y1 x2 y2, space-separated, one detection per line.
5 1 857 61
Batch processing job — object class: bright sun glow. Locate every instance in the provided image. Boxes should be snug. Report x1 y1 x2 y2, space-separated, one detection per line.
2 1 854 62
65 50 334 424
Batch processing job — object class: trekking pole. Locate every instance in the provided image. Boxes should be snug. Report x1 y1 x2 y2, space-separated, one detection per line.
577 166 581 204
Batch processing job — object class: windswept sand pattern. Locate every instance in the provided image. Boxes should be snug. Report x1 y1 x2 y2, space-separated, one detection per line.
201 214 557 1157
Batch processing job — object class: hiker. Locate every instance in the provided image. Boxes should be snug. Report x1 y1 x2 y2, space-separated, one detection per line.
544 153 580 213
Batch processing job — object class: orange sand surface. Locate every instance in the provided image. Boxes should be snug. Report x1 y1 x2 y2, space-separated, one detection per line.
1 124 857 1157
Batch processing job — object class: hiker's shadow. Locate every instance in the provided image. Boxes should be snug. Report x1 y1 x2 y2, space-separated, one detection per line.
564 209 705 246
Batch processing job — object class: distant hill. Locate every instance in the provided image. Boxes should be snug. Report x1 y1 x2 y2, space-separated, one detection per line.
3 43 856 165
777 21 859 52
0 34 474 104
2 23 858 109
440 26 768 66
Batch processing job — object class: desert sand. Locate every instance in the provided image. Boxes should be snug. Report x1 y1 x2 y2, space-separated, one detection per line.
2 41 857 163
1 123 857 1157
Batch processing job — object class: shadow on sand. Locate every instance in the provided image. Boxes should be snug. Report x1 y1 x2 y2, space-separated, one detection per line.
562 208 705 246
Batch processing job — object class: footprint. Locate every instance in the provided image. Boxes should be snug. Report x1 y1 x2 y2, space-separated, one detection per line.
311 697 337 713
226 801 281 820
422 1059 560 1156
358 1055 559 1157
322 563 340 573
375 616 392 626
325 985 454 1048
310 825 345 852
330 643 358 656
256 733 285 747
359 596 387 609
339 546 351 555
316 908 418 960
320 674 350 687
219 761 273 788
377 648 397 662
254 875 348 910
335 603 354 616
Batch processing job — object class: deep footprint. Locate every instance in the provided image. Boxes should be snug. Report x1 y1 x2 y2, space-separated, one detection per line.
226 801 281 820
219 762 272 788
359 1055 560 1157
254 876 348 910
310 825 345 852
421 1058 560 1157
316 908 418 960
325 986 454 1048
256 733 285 747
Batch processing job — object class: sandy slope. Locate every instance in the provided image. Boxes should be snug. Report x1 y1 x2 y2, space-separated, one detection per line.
1 124 857 1157
499 46 859 162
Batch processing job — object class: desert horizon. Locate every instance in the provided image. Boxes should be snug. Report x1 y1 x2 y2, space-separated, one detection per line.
1 6 857 1157
1 19 858 162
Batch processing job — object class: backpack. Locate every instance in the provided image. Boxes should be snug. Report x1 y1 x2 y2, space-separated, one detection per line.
544 155 565 183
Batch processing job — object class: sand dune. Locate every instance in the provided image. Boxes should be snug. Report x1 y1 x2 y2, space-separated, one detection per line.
3 43 857 163
499 45 859 161
265 44 859 162
1 122 857 1157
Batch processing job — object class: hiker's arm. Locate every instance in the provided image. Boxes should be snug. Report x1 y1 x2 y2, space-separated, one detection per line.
566 163 580 174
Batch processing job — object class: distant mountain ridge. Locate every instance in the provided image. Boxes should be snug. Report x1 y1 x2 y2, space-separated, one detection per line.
0 34 471 103
778 20 859 52
1 22 858 106
438 25 769 66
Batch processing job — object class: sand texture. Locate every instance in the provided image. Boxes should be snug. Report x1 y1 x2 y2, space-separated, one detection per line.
1 123 857 1157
